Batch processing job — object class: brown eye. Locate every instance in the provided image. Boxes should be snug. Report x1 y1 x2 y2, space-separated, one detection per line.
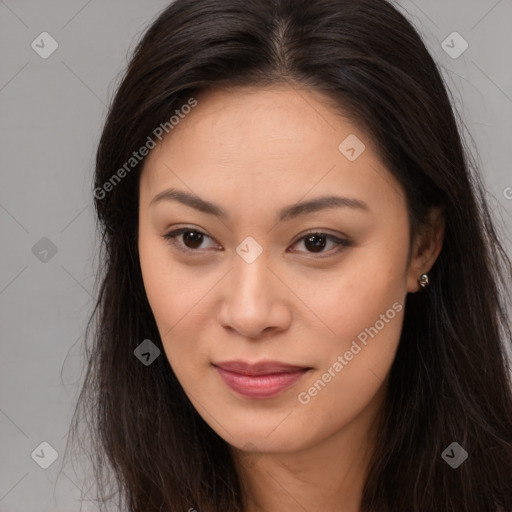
162 228 218 253
181 230 205 249
290 232 351 257
304 233 327 252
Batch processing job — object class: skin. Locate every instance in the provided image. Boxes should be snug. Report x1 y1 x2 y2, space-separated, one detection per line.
138 84 444 512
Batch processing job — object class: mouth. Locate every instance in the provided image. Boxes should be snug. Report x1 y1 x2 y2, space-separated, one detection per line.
212 360 312 399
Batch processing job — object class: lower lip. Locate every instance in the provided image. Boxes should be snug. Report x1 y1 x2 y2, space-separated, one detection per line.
214 366 309 399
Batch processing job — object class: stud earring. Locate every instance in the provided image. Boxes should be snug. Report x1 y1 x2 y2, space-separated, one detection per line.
418 273 429 288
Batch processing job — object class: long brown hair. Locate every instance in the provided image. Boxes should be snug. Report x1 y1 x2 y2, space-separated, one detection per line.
65 0 512 510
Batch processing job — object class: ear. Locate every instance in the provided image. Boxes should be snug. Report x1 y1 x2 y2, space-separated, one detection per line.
407 206 445 293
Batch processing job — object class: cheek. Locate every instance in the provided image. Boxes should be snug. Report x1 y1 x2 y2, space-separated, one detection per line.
138 232 216 384
292 240 407 349
292 242 407 410
139 229 200 327
294 297 404 446
139 236 175 323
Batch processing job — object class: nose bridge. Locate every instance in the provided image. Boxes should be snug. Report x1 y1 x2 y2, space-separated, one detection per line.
230 243 272 307
218 240 286 337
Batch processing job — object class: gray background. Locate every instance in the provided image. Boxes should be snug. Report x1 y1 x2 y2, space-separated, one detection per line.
1 0 511 510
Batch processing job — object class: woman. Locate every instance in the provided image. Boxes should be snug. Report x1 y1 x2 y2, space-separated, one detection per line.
67 0 512 510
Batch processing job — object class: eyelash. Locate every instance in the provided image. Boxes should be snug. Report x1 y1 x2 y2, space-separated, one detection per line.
161 227 352 258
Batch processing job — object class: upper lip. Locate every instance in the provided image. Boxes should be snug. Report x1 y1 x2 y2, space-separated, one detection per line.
213 360 310 376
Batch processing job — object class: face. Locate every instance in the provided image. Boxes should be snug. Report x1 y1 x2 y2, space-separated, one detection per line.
138 85 422 454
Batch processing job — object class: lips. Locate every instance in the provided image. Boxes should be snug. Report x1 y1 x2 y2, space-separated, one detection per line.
213 359 311 375
212 360 311 399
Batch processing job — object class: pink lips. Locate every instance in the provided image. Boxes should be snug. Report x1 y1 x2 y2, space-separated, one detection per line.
213 360 311 399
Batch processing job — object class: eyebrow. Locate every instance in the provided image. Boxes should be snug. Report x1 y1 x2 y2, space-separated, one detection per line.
149 187 370 222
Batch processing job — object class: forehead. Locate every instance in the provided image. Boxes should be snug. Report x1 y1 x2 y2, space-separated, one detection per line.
166 85 362 159
140 85 404 214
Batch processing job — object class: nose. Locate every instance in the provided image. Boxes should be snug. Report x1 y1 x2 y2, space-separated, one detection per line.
217 253 292 340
